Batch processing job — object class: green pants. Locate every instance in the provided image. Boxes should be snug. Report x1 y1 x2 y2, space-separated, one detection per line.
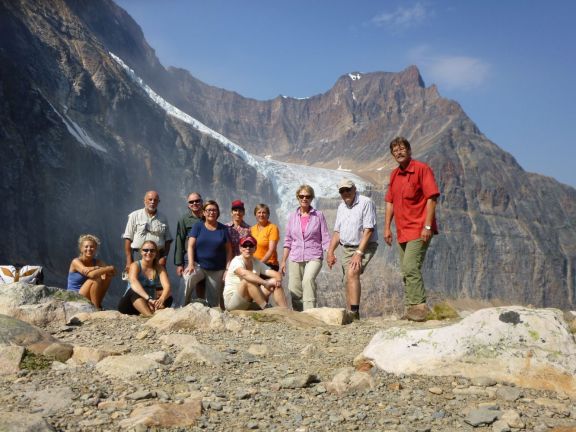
398 239 430 306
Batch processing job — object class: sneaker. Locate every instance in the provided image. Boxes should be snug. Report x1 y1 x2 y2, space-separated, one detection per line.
262 303 273 309
402 304 430 322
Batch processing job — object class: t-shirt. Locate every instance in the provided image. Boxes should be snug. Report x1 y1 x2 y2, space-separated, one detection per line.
223 255 269 303
250 223 280 265
188 222 230 271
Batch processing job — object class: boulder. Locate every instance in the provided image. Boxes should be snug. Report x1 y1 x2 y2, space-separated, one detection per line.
302 307 351 325
145 303 241 332
95 354 159 379
174 345 225 367
0 346 25 375
0 314 72 358
119 397 202 429
363 306 576 395
0 283 95 326
324 367 375 395
0 411 55 431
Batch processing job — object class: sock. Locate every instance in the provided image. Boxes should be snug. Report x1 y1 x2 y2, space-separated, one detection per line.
350 304 359 313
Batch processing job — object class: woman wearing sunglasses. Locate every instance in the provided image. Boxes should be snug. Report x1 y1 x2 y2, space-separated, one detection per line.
223 235 288 311
280 184 330 311
184 200 233 308
117 240 173 316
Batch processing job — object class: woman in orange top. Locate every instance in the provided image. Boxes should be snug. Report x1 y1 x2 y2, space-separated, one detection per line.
250 203 280 271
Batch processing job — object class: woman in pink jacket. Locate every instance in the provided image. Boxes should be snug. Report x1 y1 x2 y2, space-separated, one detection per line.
280 185 330 311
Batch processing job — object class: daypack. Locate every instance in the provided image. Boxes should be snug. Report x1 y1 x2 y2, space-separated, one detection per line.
0 265 44 284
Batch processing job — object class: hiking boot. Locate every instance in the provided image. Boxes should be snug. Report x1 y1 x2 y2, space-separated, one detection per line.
350 311 360 321
402 304 430 322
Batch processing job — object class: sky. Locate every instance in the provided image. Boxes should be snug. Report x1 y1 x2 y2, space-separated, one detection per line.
115 0 576 188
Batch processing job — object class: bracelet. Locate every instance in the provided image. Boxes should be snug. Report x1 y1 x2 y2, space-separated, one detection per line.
355 250 364 256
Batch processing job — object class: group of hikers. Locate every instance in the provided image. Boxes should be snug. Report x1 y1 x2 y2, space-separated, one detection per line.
67 137 440 321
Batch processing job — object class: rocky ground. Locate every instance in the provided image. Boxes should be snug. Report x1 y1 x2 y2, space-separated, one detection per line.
1 305 576 432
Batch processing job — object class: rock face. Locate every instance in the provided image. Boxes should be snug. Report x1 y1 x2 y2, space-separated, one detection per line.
362 306 576 396
0 0 575 311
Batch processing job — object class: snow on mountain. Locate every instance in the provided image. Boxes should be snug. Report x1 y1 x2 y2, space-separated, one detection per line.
110 52 370 222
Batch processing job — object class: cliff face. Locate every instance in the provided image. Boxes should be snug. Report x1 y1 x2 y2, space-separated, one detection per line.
0 0 276 288
1 0 574 309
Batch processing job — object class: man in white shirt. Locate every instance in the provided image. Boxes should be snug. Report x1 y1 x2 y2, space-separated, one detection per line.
122 191 172 272
327 179 378 320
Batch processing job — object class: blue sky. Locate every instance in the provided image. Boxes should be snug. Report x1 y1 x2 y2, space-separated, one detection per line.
115 0 576 188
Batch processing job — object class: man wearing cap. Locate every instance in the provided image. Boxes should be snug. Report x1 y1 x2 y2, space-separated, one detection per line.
123 190 172 272
226 200 251 256
173 192 204 306
223 235 288 311
327 179 378 320
384 136 439 322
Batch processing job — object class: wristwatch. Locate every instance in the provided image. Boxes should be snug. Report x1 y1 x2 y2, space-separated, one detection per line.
424 225 432 230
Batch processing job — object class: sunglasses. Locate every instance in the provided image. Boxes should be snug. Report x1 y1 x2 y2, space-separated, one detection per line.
339 187 353 194
205 208 218 213
188 199 202 204
298 195 312 199
142 248 157 253
241 243 256 249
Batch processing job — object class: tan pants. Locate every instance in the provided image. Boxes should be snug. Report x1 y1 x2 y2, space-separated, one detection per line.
288 259 323 311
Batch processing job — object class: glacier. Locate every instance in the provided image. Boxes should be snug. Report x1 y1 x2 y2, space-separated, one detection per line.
109 52 370 223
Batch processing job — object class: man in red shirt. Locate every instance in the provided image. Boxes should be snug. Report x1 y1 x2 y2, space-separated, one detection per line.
384 137 440 321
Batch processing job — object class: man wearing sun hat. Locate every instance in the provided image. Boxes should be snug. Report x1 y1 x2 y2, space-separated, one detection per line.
327 179 378 320
223 235 288 311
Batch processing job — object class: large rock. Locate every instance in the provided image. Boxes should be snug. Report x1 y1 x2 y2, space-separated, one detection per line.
0 283 95 326
0 314 72 358
302 307 352 325
95 354 159 379
119 397 202 429
0 411 56 431
0 346 25 375
362 306 576 395
145 303 241 332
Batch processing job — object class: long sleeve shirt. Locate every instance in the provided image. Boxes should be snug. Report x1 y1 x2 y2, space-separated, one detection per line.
283 207 331 262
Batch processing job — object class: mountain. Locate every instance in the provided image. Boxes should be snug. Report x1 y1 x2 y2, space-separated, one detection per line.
0 0 574 311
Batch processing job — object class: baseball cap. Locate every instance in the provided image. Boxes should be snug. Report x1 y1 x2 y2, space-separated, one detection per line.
231 199 245 210
239 235 257 247
337 179 355 189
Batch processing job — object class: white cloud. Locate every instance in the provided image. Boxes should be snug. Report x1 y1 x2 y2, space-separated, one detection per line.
409 46 490 91
371 2 428 28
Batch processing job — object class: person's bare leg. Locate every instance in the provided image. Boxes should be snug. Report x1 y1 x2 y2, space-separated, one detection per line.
237 280 268 308
270 286 288 308
132 298 153 317
346 266 362 308
92 277 111 309
79 279 98 305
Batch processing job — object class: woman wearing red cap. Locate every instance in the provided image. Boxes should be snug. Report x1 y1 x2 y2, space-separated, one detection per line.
223 235 288 311
226 200 251 256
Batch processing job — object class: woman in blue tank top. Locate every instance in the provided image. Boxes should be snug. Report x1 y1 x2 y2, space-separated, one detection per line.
118 240 173 316
67 234 116 310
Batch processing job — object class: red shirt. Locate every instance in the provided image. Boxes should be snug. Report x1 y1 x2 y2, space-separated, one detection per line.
385 159 440 243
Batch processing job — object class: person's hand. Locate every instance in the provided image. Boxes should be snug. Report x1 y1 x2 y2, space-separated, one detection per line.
326 252 336 269
147 297 156 312
184 264 195 275
421 227 432 243
176 266 184 277
349 252 362 272
280 262 286 276
154 297 166 310
124 262 131 273
158 256 167 267
384 228 393 246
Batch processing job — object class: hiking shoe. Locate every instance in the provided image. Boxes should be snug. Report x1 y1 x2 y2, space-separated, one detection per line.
402 304 430 322
263 303 273 309
350 311 360 321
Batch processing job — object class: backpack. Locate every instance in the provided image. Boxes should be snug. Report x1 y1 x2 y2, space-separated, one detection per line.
0 265 44 284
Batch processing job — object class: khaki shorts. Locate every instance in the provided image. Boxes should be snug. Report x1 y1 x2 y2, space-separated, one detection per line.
224 290 261 311
341 242 378 274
